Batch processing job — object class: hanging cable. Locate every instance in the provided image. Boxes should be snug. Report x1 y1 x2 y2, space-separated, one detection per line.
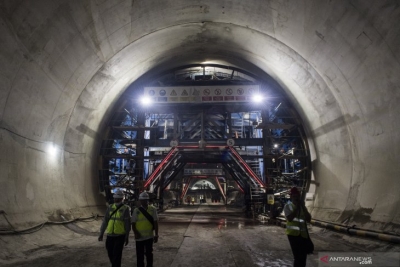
0 213 103 235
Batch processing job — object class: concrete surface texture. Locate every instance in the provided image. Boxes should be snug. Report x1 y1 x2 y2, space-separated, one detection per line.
1 205 399 267
0 0 400 233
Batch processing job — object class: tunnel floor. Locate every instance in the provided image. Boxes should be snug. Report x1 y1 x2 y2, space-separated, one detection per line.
1 204 399 267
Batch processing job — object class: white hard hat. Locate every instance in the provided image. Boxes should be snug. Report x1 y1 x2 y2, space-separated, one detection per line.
139 192 149 200
113 189 124 199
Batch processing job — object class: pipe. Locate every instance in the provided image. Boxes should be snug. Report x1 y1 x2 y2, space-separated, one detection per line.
263 215 400 244
312 218 397 236
310 219 400 244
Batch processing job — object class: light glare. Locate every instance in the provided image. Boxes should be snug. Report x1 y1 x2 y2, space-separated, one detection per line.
48 144 57 156
140 96 152 105
252 94 263 103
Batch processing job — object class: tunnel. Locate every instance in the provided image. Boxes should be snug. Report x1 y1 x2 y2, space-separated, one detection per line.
0 1 399 266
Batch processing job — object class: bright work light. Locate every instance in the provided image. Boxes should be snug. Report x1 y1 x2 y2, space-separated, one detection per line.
140 96 152 106
252 94 263 103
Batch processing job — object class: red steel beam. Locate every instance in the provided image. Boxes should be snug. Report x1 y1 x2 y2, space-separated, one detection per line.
144 147 178 188
214 176 226 201
181 177 192 199
228 146 265 187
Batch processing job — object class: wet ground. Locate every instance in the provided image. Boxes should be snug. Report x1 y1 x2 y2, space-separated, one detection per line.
0 203 399 266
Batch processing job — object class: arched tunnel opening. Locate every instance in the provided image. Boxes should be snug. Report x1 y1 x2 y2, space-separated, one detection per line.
99 64 312 218
1 1 400 266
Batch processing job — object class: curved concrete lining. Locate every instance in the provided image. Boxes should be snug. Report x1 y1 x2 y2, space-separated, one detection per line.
0 1 399 231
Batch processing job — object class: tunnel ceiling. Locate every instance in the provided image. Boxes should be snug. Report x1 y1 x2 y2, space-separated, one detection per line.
0 1 399 231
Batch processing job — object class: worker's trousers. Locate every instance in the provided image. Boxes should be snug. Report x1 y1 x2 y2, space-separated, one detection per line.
106 235 126 267
287 235 308 267
136 238 154 267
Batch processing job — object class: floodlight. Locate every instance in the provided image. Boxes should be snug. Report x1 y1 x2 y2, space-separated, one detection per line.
252 94 263 103
48 143 57 156
140 96 152 105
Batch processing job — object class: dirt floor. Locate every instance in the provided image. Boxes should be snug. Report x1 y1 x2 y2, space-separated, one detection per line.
1 204 399 267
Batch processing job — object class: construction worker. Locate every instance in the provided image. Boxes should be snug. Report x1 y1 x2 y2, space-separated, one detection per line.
283 187 312 267
131 192 159 267
98 189 131 267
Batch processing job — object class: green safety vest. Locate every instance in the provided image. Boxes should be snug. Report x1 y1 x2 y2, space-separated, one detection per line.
106 204 128 235
285 202 309 238
134 206 155 238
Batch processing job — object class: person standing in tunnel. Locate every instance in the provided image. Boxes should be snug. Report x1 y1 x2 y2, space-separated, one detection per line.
98 189 131 267
186 195 191 205
131 191 159 267
284 187 312 267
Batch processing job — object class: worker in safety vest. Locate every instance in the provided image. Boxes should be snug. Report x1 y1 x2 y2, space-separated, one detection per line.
131 191 159 267
283 187 312 267
98 189 131 267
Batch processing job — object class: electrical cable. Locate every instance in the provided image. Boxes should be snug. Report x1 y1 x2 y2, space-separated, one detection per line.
260 214 400 244
0 213 104 235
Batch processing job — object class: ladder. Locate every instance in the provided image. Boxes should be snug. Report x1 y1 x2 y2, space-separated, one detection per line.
250 187 265 218
231 113 244 138
248 160 261 177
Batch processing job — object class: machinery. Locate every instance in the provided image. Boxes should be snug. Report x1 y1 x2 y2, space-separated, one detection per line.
99 65 311 217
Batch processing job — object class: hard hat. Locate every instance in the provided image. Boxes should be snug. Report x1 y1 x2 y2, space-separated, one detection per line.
289 187 300 196
113 189 124 199
139 192 149 200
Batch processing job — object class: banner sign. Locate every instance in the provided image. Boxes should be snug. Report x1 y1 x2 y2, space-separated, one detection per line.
184 169 225 176
144 85 260 103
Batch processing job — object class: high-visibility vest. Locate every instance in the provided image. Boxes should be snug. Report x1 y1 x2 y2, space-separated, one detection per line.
106 204 128 235
134 206 155 238
285 203 309 238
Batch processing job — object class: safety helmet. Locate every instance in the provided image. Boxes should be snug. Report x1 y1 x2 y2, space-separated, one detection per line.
289 187 300 196
139 192 149 200
113 189 124 199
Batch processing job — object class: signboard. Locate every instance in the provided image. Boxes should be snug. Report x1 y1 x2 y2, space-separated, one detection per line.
267 194 275 204
184 169 225 176
227 139 235 146
144 85 260 104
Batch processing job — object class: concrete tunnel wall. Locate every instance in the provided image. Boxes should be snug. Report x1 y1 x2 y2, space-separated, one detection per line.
0 0 399 232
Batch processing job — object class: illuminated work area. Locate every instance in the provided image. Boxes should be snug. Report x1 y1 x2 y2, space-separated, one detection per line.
100 65 310 216
0 1 399 266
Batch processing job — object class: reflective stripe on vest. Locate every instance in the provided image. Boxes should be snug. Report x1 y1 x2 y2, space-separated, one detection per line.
135 206 155 238
285 203 308 238
106 204 128 235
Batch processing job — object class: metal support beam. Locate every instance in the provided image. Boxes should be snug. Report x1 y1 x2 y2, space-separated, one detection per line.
214 177 226 202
